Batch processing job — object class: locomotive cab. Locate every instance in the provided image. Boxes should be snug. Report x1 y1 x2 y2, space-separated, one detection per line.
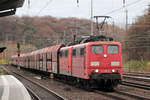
87 42 122 89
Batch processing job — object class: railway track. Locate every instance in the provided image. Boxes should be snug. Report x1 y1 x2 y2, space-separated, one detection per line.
26 87 41 100
3 65 150 100
121 80 150 90
95 89 150 100
12 72 66 100
123 75 150 82
2 66 66 100
124 73 150 78
95 73 150 100
122 73 150 90
125 72 150 75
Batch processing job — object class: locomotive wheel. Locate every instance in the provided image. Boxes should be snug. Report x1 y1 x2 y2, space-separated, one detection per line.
83 80 92 91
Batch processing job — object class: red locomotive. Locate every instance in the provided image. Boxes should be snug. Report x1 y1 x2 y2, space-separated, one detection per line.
11 36 122 89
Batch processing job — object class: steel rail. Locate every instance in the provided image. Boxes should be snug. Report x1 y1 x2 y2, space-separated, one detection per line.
95 89 150 100
124 73 150 78
123 75 150 82
115 90 150 100
94 90 127 100
2 66 42 100
26 87 41 100
12 71 66 100
2 66 66 100
121 81 150 90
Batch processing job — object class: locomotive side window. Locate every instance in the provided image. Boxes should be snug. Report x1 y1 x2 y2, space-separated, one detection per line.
73 49 76 57
60 50 68 58
65 50 68 57
107 45 119 54
73 47 84 57
80 48 85 56
91 45 103 54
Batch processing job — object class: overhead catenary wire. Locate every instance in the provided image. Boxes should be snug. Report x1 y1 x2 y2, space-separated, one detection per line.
109 3 148 19
36 0 53 16
104 0 144 16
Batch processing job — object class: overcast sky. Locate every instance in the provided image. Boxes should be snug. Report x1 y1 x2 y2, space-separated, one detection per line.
16 0 150 27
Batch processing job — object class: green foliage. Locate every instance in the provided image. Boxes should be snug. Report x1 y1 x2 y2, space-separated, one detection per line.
0 67 8 75
0 60 9 65
123 60 147 70
23 25 36 34
124 8 150 61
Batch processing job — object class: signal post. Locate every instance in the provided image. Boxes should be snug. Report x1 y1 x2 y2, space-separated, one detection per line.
17 43 20 70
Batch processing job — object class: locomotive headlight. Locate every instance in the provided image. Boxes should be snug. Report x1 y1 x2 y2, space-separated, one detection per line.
112 69 115 73
104 54 107 58
95 69 99 73
111 62 120 66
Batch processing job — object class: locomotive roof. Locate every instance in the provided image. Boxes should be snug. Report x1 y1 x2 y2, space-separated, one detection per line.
60 41 121 50
66 35 114 46
64 41 120 48
88 41 121 45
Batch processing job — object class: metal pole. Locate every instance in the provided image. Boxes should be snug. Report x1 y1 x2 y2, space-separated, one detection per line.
91 0 94 35
123 0 128 32
112 21 115 35
125 9 128 33
64 31 66 43
23 35 25 53
123 0 129 72
5 34 8 64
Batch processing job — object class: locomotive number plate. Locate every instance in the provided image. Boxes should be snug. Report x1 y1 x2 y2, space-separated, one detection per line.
90 62 100 66
101 70 110 73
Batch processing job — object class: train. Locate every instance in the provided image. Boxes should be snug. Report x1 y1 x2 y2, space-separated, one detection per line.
11 36 122 90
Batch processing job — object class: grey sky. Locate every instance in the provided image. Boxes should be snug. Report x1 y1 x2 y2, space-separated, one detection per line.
16 0 150 26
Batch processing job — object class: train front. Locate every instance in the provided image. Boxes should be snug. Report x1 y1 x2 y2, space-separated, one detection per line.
87 42 122 89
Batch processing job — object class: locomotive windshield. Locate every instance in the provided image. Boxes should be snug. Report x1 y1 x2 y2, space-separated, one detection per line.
91 45 103 54
107 45 118 54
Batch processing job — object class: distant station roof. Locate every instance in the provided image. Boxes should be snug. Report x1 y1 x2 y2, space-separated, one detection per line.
0 47 6 53
0 0 24 17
